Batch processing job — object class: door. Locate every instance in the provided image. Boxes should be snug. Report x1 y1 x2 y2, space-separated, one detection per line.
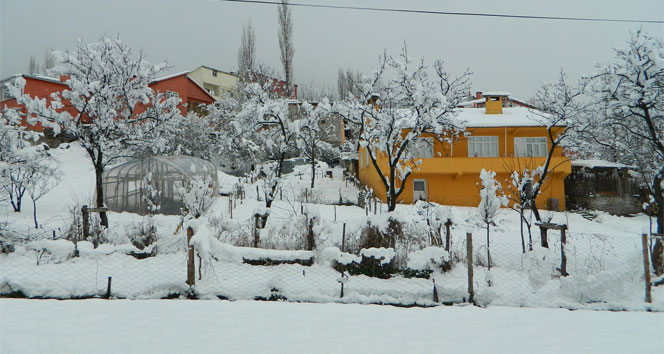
413 179 428 202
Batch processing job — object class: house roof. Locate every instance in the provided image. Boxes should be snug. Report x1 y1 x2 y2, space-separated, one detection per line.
458 107 552 128
151 72 216 102
482 91 511 97
571 160 633 169
191 65 237 77
1 74 66 86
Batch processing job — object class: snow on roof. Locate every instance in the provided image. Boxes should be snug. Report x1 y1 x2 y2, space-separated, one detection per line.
571 160 632 169
458 107 549 127
151 71 189 83
482 91 511 97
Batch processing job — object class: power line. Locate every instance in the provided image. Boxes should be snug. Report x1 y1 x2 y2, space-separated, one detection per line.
216 0 664 24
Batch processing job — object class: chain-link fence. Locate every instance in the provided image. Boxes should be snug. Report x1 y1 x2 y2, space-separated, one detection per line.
0 219 658 311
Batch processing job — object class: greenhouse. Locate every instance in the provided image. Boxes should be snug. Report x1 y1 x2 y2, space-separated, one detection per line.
102 155 218 215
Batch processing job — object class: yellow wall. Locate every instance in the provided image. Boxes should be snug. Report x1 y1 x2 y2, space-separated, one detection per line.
485 95 504 114
189 67 239 99
358 125 571 211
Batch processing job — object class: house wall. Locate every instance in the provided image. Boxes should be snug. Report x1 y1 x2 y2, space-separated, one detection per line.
358 125 570 210
0 76 81 131
188 67 238 99
148 74 215 115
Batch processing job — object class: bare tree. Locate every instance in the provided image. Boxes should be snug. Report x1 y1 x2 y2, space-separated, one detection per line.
28 55 40 75
278 0 294 97
337 68 362 99
27 157 61 229
42 48 55 75
237 20 256 81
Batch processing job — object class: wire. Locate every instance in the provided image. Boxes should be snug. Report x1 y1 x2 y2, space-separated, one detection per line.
215 0 664 24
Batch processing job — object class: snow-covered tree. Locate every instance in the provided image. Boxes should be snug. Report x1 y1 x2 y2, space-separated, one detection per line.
235 83 297 209
475 169 507 270
582 30 664 273
530 71 586 245
502 161 541 253
333 45 471 212
6 37 182 227
294 99 336 188
26 153 61 229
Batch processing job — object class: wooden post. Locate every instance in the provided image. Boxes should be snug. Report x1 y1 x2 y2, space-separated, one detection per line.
559 226 568 276
229 197 233 219
342 223 346 252
642 234 652 303
540 227 549 248
334 205 337 222
186 226 195 287
374 198 377 215
445 219 453 251
81 205 89 243
256 185 260 200
305 188 308 203
105 276 112 299
466 232 474 304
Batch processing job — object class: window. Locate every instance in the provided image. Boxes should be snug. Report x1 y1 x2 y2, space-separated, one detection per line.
409 137 434 159
212 70 218 77
468 136 499 157
166 91 179 100
0 83 12 101
514 137 547 157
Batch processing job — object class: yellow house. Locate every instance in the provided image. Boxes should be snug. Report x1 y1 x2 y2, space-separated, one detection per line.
358 92 571 210
188 65 239 100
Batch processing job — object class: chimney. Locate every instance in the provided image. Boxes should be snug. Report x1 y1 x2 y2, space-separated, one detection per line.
475 91 482 99
483 92 510 114
59 75 70 83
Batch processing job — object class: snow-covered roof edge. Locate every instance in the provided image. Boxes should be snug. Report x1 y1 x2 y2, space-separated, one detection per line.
571 160 634 169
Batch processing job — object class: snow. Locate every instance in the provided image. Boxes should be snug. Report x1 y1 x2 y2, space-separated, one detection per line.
481 91 512 96
458 107 551 127
1 141 662 311
0 299 661 354
572 159 633 169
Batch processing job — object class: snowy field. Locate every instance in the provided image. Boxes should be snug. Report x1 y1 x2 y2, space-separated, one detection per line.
1 142 662 311
0 299 662 354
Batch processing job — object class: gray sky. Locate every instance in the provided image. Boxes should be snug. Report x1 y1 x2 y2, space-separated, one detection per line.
1 0 662 100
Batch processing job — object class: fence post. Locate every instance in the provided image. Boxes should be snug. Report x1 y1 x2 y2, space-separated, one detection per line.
374 198 377 215
642 233 652 304
105 276 112 299
334 205 337 222
445 219 453 251
559 226 568 276
466 232 474 304
186 226 195 287
81 205 89 243
229 197 233 219
342 223 346 252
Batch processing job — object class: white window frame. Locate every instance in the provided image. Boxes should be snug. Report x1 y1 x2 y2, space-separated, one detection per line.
409 137 434 159
166 90 179 100
514 137 547 157
413 179 428 201
468 136 499 158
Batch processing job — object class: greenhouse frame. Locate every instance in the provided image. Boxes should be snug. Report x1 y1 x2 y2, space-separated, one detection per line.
102 155 218 215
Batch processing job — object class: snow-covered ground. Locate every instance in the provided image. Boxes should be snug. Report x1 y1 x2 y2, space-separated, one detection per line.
0 299 662 354
1 142 662 311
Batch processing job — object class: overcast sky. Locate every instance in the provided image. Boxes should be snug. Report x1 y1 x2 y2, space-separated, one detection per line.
1 0 662 100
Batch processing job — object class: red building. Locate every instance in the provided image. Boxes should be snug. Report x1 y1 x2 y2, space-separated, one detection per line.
146 72 216 116
0 72 215 132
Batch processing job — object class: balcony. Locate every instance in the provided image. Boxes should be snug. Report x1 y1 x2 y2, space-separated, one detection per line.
412 156 571 176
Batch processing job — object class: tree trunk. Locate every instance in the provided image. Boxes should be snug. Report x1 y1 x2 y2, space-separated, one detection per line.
486 226 491 271
387 167 397 212
652 173 664 275
32 198 39 229
95 162 108 228
310 148 316 189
